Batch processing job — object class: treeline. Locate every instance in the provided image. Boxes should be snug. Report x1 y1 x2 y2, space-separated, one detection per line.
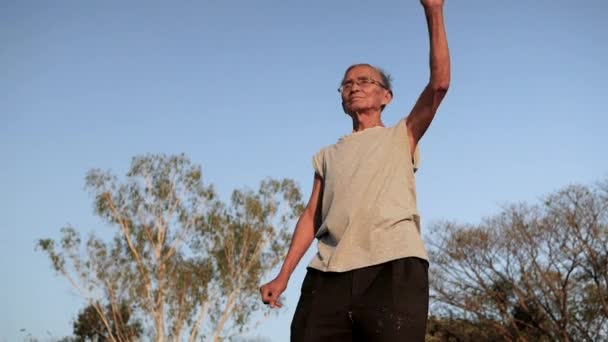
37 154 607 341
425 178 608 341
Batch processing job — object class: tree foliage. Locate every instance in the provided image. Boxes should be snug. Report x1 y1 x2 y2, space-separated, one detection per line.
37 154 304 342
73 302 142 342
425 315 503 342
427 179 608 341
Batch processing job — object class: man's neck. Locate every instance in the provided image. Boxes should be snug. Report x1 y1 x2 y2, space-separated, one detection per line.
351 110 383 132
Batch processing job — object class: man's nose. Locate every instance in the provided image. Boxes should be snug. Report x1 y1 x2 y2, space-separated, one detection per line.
350 81 362 92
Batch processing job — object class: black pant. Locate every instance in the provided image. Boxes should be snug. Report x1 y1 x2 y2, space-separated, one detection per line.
291 257 429 342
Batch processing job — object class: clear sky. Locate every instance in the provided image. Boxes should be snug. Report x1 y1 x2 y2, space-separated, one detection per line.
2 0 607 341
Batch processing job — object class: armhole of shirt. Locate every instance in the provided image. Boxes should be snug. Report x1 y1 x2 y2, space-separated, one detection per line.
312 149 324 178
412 144 420 173
397 118 420 172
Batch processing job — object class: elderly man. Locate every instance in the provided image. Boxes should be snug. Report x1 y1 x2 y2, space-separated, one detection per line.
260 0 450 340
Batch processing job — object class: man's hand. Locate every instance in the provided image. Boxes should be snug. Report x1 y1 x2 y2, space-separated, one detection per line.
259 276 288 308
421 0 444 8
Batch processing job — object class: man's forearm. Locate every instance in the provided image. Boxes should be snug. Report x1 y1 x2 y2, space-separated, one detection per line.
425 5 450 90
405 2 451 148
276 212 315 281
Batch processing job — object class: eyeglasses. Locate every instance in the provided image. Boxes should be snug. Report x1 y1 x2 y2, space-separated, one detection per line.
338 76 388 93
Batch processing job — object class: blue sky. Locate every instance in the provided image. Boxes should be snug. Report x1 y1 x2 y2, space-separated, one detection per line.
2 0 606 341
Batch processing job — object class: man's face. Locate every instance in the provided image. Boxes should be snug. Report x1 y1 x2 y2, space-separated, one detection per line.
340 65 392 115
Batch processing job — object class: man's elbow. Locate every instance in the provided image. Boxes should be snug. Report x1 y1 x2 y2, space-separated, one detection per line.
430 77 450 93
429 81 450 100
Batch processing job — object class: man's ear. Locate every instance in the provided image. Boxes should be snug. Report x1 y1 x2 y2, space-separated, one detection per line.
382 90 394 107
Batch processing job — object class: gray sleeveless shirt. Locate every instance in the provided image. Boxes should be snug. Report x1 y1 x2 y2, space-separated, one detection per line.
308 118 428 272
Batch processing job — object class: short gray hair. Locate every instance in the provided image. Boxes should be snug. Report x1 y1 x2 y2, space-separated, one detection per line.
341 63 393 94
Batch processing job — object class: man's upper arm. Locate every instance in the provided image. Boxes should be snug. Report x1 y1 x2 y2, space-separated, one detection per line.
304 173 324 230
405 84 448 155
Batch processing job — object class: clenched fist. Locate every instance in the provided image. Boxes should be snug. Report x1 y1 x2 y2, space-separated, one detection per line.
259 276 288 308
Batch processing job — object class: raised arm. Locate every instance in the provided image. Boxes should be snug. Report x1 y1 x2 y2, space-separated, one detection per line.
259 173 323 308
406 0 451 155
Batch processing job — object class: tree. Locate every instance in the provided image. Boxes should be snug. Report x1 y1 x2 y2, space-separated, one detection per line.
37 154 304 342
72 302 142 341
201 177 304 340
427 179 608 341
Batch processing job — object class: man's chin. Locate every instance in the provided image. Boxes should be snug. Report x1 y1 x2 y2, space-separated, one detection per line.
346 105 373 113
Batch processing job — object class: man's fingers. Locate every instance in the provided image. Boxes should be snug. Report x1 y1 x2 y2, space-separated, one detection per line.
261 291 283 308
261 287 275 305
267 291 283 308
268 298 283 308
260 282 285 308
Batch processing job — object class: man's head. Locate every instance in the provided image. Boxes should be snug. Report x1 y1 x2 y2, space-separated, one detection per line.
339 64 393 116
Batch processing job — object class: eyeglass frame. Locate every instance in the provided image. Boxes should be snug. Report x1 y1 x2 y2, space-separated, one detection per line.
337 76 389 94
